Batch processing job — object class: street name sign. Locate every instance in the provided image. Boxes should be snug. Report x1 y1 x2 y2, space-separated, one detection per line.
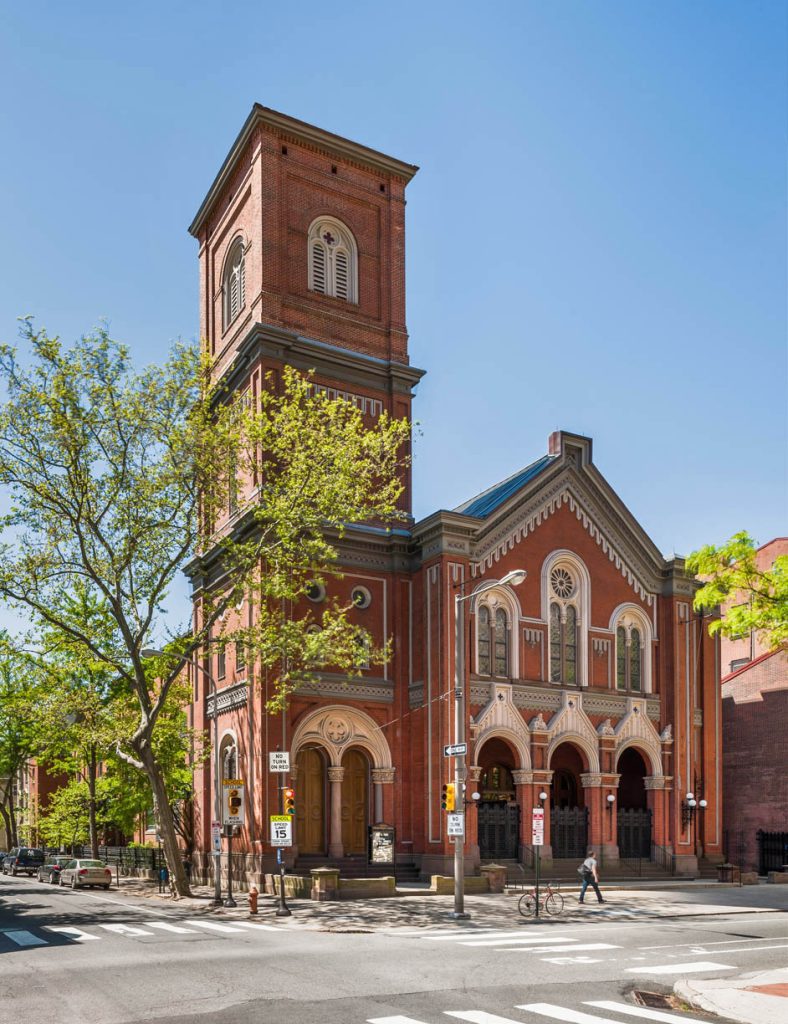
269 751 290 773
447 812 465 837
532 806 545 846
270 815 293 847
443 743 468 757
222 779 245 826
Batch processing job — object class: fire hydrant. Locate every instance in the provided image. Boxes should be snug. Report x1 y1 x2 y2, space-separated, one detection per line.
248 885 259 915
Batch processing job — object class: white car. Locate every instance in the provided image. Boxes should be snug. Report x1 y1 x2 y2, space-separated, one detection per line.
58 858 113 890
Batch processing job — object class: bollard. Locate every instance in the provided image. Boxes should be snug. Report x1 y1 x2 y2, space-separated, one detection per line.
248 885 258 915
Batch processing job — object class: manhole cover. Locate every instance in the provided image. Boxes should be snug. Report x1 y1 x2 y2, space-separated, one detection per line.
633 991 682 1011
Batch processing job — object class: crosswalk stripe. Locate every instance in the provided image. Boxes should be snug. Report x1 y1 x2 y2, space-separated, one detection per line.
626 961 733 975
144 922 198 935
518 1004 638 1024
184 919 245 933
233 921 283 932
2 929 48 947
44 925 100 941
99 923 155 937
426 930 535 941
504 943 619 953
586 999 707 1022
367 1017 430 1024
461 935 575 947
445 1012 531 1024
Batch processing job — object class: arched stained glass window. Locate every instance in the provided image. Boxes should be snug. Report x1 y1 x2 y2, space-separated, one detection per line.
550 602 562 682
616 626 627 689
564 605 577 684
629 627 642 692
494 608 509 676
477 606 491 675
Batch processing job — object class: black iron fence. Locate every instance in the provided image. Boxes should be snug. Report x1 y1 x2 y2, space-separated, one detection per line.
757 830 788 875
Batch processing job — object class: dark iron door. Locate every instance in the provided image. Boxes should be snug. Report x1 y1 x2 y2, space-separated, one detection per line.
550 806 588 859
617 808 652 858
478 802 520 860
757 831 788 874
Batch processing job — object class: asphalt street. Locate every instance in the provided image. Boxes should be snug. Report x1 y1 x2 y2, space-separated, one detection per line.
3 873 786 1024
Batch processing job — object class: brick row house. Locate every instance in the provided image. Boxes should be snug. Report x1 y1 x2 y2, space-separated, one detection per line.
185 105 723 885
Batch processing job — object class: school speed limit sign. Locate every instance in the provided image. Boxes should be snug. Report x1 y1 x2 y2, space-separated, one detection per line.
270 815 293 847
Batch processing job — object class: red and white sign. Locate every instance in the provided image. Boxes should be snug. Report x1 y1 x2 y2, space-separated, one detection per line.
532 806 545 846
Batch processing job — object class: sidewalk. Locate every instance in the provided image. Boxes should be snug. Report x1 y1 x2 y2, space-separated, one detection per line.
113 877 787 931
675 967 788 1024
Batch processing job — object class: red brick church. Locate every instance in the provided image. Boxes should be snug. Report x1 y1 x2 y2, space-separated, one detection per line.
186 105 723 883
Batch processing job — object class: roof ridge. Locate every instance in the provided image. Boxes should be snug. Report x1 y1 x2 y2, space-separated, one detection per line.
455 453 557 518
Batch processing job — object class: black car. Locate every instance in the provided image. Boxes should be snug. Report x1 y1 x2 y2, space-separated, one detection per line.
2 846 45 876
37 855 73 884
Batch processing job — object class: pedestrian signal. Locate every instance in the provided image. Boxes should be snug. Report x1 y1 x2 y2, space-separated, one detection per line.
284 787 296 815
441 782 456 811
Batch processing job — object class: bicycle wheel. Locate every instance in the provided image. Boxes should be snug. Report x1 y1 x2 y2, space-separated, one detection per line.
518 892 536 917
544 891 564 916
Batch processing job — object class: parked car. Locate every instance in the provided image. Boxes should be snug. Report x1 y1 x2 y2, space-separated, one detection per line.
2 847 45 876
37 855 73 884
0 851 7 868
58 858 113 890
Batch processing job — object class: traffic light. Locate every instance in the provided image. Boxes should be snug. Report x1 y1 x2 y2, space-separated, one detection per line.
441 782 456 812
228 788 242 818
283 787 296 816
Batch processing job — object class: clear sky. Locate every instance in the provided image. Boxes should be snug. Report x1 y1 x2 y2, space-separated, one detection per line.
1 1 785 565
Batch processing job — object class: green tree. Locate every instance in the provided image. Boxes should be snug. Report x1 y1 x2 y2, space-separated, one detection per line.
687 531 788 650
0 322 410 895
0 642 44 847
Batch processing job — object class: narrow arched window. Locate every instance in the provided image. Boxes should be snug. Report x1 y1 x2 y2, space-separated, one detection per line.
564 605 577 684
222 240 245 330
616 626 627 689
629 627 642 692
220 738 237 780
477 606 491 675
494 608 509 676
550 602 562 682
308 218 358 303
550 602 577 683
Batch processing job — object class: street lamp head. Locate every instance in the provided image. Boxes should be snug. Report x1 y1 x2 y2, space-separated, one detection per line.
685 792 694 801
699 799 707 809
606 793 616 803
471 792 481 802
141 648 165 658
688 798 697 808
539 791 548 802
500 569 527 587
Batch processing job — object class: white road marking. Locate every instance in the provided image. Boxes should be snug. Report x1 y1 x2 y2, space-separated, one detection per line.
461 935 576 947
233 921 283 931
368 1017 430 1024
519 1005 653 1024
543 956 604 965
43 925 100 941
99 923 155 937
587 999 708 1022
627 961 734 975
2 929 48 947
639 935 788 950
426 930 538 941
143 921 198 934
506 943 620 954
446 1012 532 1024
683 943 788 956
184 919 245 933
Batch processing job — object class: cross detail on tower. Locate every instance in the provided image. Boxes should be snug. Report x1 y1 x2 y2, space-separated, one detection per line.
322 231 335 245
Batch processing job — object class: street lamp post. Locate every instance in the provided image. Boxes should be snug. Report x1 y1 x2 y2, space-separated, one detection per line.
451 568 527 920
142 648 222 907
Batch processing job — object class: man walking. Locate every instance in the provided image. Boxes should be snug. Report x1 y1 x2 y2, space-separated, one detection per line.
578 848 606 904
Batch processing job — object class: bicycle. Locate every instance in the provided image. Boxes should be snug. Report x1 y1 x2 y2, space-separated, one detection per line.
517 880 564 917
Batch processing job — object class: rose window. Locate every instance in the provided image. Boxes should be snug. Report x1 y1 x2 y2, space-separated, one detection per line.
550 567 575 599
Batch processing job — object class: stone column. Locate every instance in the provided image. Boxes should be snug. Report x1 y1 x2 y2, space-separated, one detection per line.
371 767 396 824
327 766 345 859
512 769 534 863
581 772 604 859
645 774 675 869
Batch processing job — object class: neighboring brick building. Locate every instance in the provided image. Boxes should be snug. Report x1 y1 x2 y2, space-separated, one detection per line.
185 105 723 884
720 538 788 873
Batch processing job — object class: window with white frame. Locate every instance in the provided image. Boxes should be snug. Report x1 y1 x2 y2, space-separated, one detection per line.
616 624 643 691
219 736 237 780
222 239 246 330
308 217 358 303
548 565 580 684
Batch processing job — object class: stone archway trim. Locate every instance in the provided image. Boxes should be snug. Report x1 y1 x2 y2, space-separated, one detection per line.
290 703 393 769
470 683 531 769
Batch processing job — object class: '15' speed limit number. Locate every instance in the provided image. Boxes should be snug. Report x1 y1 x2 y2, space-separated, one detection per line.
270 815 293 847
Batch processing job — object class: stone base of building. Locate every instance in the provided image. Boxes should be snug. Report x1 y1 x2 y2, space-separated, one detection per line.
673 853 699 875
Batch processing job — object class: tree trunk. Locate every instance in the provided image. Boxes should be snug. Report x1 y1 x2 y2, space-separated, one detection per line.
135 738 191 898
87 746 99 859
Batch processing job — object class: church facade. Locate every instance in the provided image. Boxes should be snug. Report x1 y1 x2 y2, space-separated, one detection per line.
186 106 723 883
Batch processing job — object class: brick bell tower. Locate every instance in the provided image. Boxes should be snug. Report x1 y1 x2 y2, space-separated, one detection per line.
188 104 424 515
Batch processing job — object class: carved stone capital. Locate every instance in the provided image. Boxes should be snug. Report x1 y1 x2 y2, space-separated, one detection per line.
468 765 483 783
371 768 396 785
327 767 345 783
512 770 534 786
580 772 603 788
644 775 667 790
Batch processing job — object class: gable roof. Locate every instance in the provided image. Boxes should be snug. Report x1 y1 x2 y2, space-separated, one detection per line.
455 455 558 518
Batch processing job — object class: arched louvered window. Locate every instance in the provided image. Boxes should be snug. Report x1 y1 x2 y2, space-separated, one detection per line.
222 240 245 330
550 601 577 683
308 217 358 303
477 606 491 675
494 608 509 676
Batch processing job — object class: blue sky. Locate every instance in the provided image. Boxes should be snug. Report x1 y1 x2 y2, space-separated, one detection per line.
1 1 785 565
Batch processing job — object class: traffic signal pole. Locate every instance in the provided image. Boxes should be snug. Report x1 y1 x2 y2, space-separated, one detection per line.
276 782 291 917
451 591 469 920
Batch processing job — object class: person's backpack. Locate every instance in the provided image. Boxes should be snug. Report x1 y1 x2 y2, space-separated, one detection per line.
577 862 592 879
